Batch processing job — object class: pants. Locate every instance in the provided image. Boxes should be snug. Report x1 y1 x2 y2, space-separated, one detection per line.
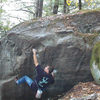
16 75 33 87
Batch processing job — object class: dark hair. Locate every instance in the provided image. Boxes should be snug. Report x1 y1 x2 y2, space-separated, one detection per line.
48 66 54 74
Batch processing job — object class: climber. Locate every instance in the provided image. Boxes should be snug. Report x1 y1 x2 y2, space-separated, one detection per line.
15 48 55 99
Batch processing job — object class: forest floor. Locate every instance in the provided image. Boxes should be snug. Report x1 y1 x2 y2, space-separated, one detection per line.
58 81 100 100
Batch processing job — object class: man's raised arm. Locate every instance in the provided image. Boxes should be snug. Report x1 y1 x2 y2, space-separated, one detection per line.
32 49 39 67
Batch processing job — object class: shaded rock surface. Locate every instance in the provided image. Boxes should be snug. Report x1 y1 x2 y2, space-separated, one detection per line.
59 82 100 100
0 11 100 100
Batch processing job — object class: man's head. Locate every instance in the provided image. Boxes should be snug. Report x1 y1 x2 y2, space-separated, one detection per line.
44 65 54 74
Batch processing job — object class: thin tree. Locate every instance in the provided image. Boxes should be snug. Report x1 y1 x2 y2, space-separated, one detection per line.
63 0 66 13
79 0 82 10
36 0 44 17
36 0 39 17
53 0 59 14
39 0 43 17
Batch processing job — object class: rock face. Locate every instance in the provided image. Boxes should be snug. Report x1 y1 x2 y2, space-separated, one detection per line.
0 11 100 100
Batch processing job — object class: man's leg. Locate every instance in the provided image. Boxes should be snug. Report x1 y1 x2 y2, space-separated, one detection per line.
16 75 33 87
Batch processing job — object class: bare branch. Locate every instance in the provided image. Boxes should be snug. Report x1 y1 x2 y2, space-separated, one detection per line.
21 5 36 9
7 15 26 22
16 9 35 15
21 3 35 15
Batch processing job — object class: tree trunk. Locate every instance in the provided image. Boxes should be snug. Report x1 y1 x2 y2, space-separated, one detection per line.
36 0 39 17
36 0 43 17
63 0 66 13
53 0 59 14
38 0 43 17
67 5 70 13
79 0 82 10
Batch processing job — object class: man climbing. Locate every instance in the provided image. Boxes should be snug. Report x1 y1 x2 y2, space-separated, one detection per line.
15 49 55 99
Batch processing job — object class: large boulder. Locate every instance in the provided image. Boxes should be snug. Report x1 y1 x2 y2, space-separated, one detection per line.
1 11 100 100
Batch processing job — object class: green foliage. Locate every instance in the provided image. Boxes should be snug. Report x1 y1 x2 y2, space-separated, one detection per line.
43 0 53 16
0 20 10 33
1 0 7 2
0 9 5 13
0 0 10 33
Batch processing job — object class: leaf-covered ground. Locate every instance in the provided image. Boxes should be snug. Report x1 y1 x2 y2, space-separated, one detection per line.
59 81 100 100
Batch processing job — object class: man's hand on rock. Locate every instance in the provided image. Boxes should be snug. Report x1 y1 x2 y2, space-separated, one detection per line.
32 49 37 54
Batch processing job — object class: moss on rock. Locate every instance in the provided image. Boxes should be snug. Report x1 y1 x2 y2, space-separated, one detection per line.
90 42 100 84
